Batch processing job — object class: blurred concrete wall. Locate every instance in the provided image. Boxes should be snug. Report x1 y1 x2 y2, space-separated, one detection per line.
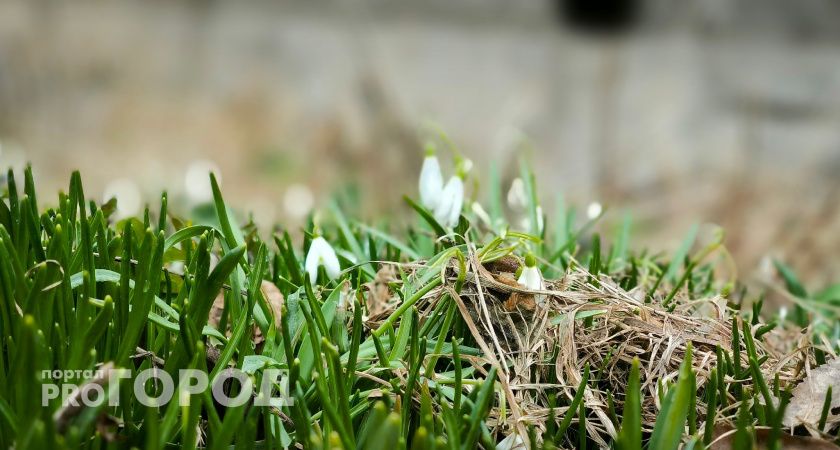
0 0 839 283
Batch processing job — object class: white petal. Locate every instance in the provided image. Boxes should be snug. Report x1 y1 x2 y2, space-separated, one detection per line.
419 156 443 210
305 237 341 285
496 433 526 450
304 246 320 285
517 266 543 291
586 202 602 220
434 177 463 228
507 178 527 210
444 178 464 227
432 185 452 226
518 266 546 305
320 244 341 280
517 267 529 288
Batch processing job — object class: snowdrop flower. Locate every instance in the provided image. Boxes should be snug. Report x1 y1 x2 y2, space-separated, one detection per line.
433 158 471 228
507 178 528 211
586 201 603 220
518 254 546 304
434 176 463 228
419 144 444 210
305 234 341 286
496 433 526 450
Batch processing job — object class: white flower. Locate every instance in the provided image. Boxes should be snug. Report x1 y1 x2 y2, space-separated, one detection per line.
433 176 464 228
305 236 341 286
586 201 603 220
419 145 444 210
518 254 546 304
507 178 527 210
496 433 526 450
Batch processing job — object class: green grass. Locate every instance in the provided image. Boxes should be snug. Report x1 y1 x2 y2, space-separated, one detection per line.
0 163 837 449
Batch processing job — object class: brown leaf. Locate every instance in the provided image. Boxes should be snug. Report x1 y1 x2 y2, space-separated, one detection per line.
710 426 840 450
208 280 285 345
208 292 226 330
784 357 840 427
54 363 117 434
260 280 284 329
253 280 285 345
483 255 520 275
496 274 535 311
364 264 398 321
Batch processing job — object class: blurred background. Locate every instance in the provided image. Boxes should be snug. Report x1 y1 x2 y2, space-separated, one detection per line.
1 0 839 285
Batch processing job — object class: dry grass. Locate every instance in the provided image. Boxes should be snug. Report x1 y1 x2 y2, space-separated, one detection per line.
369 248 814 447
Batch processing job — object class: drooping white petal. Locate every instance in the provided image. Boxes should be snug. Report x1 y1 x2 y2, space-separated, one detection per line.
433 194 453 228
320 244 341 280
507 178 527 211
496 433 526 450
305 237 341 286
517 266 543 291
586 201 603 220
444 178 464 227
419 156 444 210
304 242 322 284
433 176 463 228
517 265 546 305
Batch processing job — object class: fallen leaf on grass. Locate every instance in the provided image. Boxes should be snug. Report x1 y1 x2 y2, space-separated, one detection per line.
710 426 840 450
208 280 285 344
783 357 840 428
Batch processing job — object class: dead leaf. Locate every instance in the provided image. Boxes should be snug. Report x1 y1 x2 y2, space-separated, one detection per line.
260 280 284 329
364 264 398 321
208 292 226 330
710 426 840 450
253 280 285 345
483 255 520 275
496 274 535 311
208 280 285 345
54 363 117 433
784 357 840 428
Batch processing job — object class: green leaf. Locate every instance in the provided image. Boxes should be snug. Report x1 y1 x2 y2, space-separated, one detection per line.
815 284 840 302
773 259 807 298
209 173 245 251
649 343 694 450
404 195 446 237
164 225 217 252
665 223 698 282
616 358 641 450
555 364 591 441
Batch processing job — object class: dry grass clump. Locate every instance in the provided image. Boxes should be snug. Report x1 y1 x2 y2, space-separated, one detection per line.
385 250 805 447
